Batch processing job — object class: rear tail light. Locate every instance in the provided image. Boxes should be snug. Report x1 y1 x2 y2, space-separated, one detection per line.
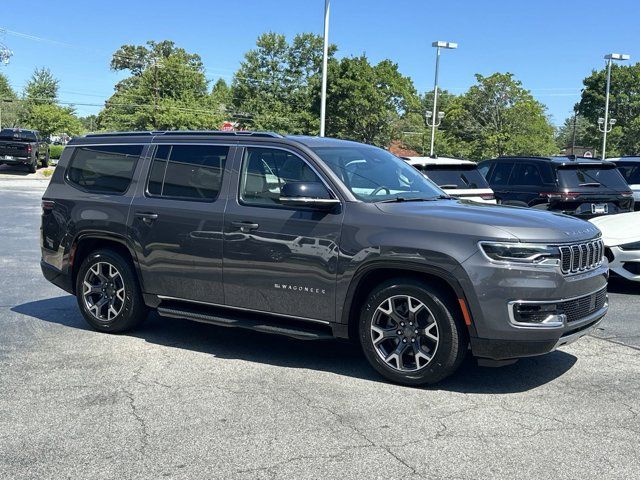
26 145 32 154
480 193 495 201
540 192 580 201
41 200 55 214
621 191 634 198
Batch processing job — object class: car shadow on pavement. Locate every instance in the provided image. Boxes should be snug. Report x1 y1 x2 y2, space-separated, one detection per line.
12 295 577 394
0 165 31 176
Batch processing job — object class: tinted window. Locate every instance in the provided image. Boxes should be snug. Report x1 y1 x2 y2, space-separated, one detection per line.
617 163 640 184
0 129 37 141
312 145 443 202
415 165 490 189
558 166 630 189
489 162 515 185
147 145 228 201
67 145 142 194
510 163 550 186
240 147 322 206
478 163 490 178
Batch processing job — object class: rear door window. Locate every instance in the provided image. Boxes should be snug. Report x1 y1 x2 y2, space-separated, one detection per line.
147 144 228 201
66 145 142 194
510 163 548 187
557 166 629 190
418 165 490 189
489 162 515 185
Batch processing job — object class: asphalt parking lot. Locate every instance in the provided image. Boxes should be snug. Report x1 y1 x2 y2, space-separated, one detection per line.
1 174 639 480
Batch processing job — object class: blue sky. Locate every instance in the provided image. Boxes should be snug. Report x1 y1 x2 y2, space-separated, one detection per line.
1 0 638 125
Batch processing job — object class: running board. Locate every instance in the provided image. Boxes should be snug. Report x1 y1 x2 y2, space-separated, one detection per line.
156 301 334 341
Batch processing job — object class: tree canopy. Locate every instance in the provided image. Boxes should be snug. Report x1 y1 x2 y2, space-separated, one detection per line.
577 63 640 156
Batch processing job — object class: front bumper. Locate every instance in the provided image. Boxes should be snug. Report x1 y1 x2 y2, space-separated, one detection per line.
607 246 640 282
458 250 609 360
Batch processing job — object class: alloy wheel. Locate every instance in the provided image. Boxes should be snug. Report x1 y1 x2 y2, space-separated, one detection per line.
370 295 439 372
82 262 126 322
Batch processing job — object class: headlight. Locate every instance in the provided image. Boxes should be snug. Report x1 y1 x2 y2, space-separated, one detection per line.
619 241 640 251
479 242 561 266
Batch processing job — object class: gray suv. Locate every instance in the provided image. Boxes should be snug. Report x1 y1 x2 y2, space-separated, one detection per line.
40 132 609 385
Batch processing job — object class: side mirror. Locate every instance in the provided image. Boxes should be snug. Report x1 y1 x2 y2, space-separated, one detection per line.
279 182 340 209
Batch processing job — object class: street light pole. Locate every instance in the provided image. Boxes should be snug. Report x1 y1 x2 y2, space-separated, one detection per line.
601 53 630 159
429 41 457 157
319 0 330 137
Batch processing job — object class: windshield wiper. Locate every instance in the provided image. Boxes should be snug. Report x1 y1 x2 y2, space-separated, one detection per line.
376 195 451 203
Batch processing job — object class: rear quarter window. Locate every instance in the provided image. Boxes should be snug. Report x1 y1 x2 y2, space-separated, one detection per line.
66 145 143 194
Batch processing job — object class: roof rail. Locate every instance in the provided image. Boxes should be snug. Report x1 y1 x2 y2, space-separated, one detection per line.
83 130 284 138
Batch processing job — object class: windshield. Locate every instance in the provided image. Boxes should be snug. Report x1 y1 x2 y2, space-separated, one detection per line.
0 129 37 141
413 165 490 189
616 163 640 184
312 145 445 202
557 166 629 190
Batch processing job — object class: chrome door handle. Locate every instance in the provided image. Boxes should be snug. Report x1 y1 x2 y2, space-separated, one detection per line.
231 221 259 233
135 212 159 224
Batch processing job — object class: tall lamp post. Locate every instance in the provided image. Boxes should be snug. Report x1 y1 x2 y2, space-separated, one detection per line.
319 0 330 137
599 53 630 159
428 41 457 157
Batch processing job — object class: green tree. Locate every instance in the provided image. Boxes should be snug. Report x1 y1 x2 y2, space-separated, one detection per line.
577 62 640 156
24 67 58 105
0 72 20 128
28 103 82 137
325 56 417 146
555 114 593 151
446 73 557 159
99 40 221 131
232 32 336 133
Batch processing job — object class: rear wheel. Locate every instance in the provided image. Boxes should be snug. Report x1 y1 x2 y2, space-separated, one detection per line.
41 150 50 168
75 249 148 333
28 156 37 173
359 278 467 386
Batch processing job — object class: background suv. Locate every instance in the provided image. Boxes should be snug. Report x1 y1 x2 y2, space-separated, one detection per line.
402 156 496 203
609 157 640 210
478 156 634 218
41 132 608 386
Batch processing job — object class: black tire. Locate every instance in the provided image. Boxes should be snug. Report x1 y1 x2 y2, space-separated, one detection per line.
359 278 467 386
41 150 50 168
28 157 37 173
75 249 148 333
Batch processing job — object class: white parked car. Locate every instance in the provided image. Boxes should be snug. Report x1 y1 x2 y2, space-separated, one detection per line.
609 157 640 210
402 157 496 204
590 211 640 281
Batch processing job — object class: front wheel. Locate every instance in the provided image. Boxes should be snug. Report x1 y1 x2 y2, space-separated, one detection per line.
75 249 148 333
359 279 467 386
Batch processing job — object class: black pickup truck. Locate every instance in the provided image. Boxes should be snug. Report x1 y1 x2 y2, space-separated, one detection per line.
0 128 50 173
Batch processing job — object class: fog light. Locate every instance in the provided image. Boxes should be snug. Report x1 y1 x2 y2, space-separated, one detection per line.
510 302 566 327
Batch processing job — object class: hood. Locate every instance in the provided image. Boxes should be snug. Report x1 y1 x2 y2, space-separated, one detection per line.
589 211 640 246
376 199 601 244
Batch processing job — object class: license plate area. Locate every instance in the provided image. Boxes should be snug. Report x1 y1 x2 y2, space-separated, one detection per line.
591 203 608 214
3 155 15 160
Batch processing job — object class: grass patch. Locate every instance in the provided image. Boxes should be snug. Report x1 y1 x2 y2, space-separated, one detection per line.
41 168 55 177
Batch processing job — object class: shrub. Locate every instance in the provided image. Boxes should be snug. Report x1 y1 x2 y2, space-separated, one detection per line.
49 145 64 159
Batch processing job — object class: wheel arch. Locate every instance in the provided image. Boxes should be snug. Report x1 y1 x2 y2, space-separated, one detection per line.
339 261 474 342
70 232 142 294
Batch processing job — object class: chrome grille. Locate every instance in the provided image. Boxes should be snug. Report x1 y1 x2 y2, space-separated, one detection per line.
559 239 604 274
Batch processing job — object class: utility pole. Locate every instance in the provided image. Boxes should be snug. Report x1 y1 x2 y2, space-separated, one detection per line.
571 110 578 156
599 53 630 159
428 41 457 157
319 0 330 137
